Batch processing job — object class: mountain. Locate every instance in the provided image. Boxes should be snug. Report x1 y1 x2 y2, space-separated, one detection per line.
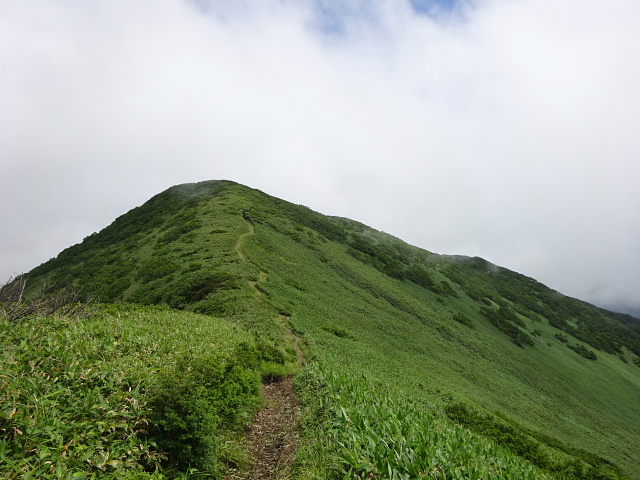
15 180 640 478
598 306 640 334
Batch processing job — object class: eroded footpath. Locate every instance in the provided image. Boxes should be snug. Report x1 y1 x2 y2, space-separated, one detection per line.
235 377 300 480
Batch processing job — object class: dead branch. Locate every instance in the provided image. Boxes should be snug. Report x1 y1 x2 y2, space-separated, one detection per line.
0 276 97 322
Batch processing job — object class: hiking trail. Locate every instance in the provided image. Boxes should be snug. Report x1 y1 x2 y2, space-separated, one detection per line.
227 213 307 480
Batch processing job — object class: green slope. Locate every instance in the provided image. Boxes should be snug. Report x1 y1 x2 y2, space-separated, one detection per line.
21 180 640 478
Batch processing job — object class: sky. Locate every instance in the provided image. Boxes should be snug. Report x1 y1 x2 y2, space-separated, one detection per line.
1 0 639 314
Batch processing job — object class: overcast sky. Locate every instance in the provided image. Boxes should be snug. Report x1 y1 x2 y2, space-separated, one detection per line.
1 0 639 314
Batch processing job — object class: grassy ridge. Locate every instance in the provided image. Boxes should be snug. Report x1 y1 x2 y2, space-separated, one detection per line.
17 180 640 478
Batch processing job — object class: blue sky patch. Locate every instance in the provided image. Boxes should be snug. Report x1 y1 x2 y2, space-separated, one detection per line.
410 0 460 15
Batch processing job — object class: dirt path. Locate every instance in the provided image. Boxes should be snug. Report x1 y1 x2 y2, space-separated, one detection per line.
282 316 307 368
228 216 306 480
235 218 255 263
228 320 306 480
227 377 301 480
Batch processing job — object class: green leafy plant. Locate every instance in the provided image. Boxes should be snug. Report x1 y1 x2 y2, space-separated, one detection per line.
149 353 260 474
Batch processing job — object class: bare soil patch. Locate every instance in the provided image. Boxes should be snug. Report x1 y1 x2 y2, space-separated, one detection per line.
227 376 300 479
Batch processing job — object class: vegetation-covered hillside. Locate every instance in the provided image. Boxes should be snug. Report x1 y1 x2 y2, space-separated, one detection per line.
4 180 640 479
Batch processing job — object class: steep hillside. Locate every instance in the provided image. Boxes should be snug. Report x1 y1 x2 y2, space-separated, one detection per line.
21 180 640 479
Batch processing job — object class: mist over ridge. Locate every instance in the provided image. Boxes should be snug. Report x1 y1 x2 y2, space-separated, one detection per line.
1 0 639 315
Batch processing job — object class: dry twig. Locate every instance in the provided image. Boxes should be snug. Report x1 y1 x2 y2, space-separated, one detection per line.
0 276 96 322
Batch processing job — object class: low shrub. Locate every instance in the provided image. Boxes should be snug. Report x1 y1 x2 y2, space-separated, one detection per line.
567 343 598 360
430 280 459 298
260 362 293 383
149 353 260 475
445 403 622 479
445 403 550 468
321 324 354 339
452 312 474 328
480 306 534 347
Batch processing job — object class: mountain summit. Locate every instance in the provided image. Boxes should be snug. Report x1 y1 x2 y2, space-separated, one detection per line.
23 180 640 478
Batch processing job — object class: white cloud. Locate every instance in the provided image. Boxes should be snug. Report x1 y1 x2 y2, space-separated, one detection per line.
1 0 639 312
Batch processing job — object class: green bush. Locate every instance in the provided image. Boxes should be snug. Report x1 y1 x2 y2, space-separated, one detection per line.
127 271 238 310
567 344 598 360
234 338 285 365
166 271 237 309
404 265 434 289
136 257 177 282
192 298 227 315
321 324 354 339
445 403 550 468
430 280 460 298
444 403 624 479
157 219 202 246
149 353 260 475
452 312 474 328
480 306 534 347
